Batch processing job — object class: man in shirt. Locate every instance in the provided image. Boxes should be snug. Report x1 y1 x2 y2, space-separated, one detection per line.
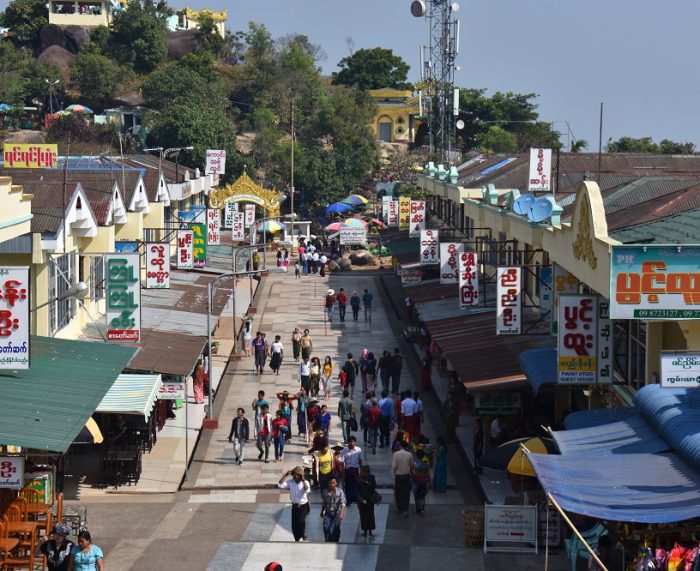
299 356 312 394
367 398 382 454
392 440 414 517
361 289 374 322
340 435 363 504
228 407 249 465
401 391 419 439
312 251 320 274
278 466 311 542
377 390 394 449
318 404 332 435
390 348 403 395
342 353 358 398
256 404 272 463
336 288 348 322
316 442 333 493
251 390 268 438
337 390 355 444
300 329 313 360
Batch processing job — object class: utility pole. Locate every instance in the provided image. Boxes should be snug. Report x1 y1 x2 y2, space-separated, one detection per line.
290 99 295 254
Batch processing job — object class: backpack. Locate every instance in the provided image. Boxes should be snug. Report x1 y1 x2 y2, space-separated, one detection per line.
392 354 403 371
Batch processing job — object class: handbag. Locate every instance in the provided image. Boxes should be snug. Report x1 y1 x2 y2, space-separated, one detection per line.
370 491 382 505
349 416 358 432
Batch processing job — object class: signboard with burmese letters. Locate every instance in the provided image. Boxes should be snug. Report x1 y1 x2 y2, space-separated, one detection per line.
409 200 426 237
388 199 399 227
528 147 552 192
660 352 700 388
597 298 613 384
207 208 221 246
339 227 367 246
459 251 479 308
0 456 24 489
484 504 538 554
399 196 410 230
177 230 194 269
231 212 245 241
244 204 256 228
3 143 58 168
419 230 439 265
158 381 187 400
551 263 578 336
205 149 226 175
557 294 597 384
398 267 421 284
191 223 207 268
145 243 170 289
0 267 29 369
496 266 522 335
105 253 141 342
223 200 238 228
439 242 463 284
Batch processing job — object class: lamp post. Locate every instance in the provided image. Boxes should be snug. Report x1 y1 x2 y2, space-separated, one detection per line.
44 78 60 117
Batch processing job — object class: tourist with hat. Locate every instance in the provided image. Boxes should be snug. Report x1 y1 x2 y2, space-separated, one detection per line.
38 522 74 571
278 466 311 542
325 288 336 322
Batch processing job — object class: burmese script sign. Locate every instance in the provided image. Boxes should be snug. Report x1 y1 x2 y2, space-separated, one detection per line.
484 505 538 554
3 143 58 168
0 267 29 369
557 294 597 384
660 352 700 388
105 253 141 342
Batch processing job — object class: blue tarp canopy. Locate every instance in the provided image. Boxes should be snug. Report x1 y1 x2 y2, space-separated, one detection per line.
526 451 700 523
563 407 638 430
518 347 556 393
552 412 671 455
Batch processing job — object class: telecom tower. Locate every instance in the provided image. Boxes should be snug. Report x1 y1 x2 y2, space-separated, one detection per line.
411 0 460 164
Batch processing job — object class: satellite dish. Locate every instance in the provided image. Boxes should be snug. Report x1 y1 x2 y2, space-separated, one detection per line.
456 119 465 130
451 2 460 11
410 0 426 17
528 197 555 223
513 194 535 216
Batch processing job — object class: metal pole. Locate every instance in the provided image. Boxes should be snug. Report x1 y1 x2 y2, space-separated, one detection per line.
290 100 295 255
184 381 189 483
207 282 213 419
232 247 238 355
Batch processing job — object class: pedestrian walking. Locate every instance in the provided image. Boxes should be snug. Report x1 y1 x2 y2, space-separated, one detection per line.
300 329 313 360
360 392 372 446
256 404 272 463
70 530 104 571
310 356 321 398
377 390 394 449
316 442 333 493
278 467 311 542
350 291 361 321
325 288 336 322
337 390 355 444
359 348 369 393
228 407 250 465
337 288 348 322
270 335 284 375
342 353 359 398
276 391 294 440
312 251 320 273
39 522 73 571
252 331 268 375
299 355 311 394
340 435 363 505
367 398 381 454
357 465 378 537
393 440 414 518
362 289 373 322
401 391 420 440
302 251 309 274
294 261 301 279
414 391 424 435
412 449 431 516
379 350 392 393
306 399 321 441
272 411 289 462
192 358 205 404
322 356 333 400
242 320 252 357
433 436 448 492
291 327 302 362
317 404 332 435
391 348 403 395
365 352 377 393
276 250 283 268
295 387 310 437
251 390 268 438
320 477 346 542
319 254 328 278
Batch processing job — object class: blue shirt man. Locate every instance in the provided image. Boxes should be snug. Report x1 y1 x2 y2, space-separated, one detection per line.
377 391 394 448
362 289 374 322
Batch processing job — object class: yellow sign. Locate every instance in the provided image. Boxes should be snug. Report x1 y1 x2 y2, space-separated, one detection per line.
399 196 410 230
3 143 58 168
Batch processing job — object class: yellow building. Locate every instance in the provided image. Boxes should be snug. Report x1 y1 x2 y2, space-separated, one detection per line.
48 0 113 27
368 88 420 144
176 7 227 36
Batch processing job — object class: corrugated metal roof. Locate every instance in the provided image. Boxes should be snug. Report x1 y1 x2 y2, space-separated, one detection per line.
610 209 700 244
96 373 162 419
0 336 138 452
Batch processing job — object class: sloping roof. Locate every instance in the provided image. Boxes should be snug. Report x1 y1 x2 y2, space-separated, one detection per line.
74 179 117 224
121 158 161 201
123 154 192 184
609 209 700 244
0 336 138 452
96 373 162 419
21 181 81 233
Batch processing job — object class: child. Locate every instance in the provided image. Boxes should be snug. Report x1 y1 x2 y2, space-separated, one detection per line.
318 404 332 435
294 261 300 279
322 356 333 400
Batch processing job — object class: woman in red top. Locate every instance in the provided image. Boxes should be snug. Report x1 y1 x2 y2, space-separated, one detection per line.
272 411 289 462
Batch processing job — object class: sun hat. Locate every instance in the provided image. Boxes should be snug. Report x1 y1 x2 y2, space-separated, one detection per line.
327 288 335 296
53 523 72 537
291 465 304 477
331 442 344 451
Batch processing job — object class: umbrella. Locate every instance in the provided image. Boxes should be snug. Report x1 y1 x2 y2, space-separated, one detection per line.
65 104 94 115
340 218 368 229
478 437 557 472
0 103 12 112
324 222 342 232
367 218 385 229
507 437 552 477
341 194 369 206
326 202 354 214
256 220 287 233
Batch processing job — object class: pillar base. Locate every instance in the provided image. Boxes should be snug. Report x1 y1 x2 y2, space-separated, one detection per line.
202 418 219 430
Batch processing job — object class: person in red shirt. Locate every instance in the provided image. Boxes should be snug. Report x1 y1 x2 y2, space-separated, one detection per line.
336 288 348 322
272 410 289 462
367 398 382 454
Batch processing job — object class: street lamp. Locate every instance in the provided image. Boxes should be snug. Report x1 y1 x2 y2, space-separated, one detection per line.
32 281 88 311
45 78 60 116
165 146 194 186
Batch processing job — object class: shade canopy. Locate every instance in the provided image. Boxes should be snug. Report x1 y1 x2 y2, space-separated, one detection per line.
563 407 639 430
0 103 12 112
326 202 354 214
507 437 551 477
324 222 342 232
96 374 163 420
65 104 94 115
341 194 369 206
256 220 286 233
340 218 367 229
367 217 385 229
518 347 557 393
479 436 557 471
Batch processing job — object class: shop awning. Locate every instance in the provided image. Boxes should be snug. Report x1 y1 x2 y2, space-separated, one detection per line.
552 412 671 455
518 347 557 393
96 374 162 420
0 336 138 452
526 451 700 523
564 407 638 430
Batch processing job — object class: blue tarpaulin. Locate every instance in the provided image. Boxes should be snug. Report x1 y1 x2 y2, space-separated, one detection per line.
518 347 557 393
563 407 638 430
526 451 700 523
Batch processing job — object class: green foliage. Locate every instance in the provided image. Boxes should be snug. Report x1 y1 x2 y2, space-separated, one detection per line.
606 136 696 154
0 0 47 44
70 48 125 110
475 125 518 154
46 113 117 144
0 42 63 109
332 47 410 91
108 0 167 73
196 12 232 59
570 139 589 153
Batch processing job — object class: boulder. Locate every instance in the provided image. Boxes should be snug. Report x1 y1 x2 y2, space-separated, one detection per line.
39 24 68 52
349 250 377 266
328 261 340 272
166 29 205 60
38 45 75 74
337 258 352 271
63 26 92 52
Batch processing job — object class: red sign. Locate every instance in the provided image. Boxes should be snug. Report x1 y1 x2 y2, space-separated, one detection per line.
459 252 480 308
146 243 170 289
420 230 439 265
0 267 29 369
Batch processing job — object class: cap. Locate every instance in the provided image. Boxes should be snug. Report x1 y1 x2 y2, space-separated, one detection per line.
327 288 335 296
265 563 283 571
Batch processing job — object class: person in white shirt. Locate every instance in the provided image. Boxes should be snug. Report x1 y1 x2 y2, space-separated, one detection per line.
278 466 311 542
299 356 311 394
312 251 320 274
490 417 503 445
400 391 419 439
270 335 284 375
392 440 414 517
340 435 363 505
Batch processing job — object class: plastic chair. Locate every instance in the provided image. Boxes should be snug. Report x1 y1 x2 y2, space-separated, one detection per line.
0 520 19 571
564 522 608 571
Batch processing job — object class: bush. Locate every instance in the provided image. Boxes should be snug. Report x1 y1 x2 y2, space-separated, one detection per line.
46 114 116 144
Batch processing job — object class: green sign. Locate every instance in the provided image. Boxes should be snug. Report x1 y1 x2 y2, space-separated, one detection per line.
475 392 522 416
634 309 700 319
191 223 207 268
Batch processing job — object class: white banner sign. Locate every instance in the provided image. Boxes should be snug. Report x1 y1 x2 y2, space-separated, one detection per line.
231 212 245 241
0 267 29 369
597 298 613 384
0 456 24 489
660 353 700 388
459 251 480 308
205 149 226 175
145 243 170 289
409 200 426 237
339 227 367 246
207 208 221 246
382 197 390 222
557 294 597 384
528 148 552 192
497 266 522 335
439 242 463 284
398 268 421 284
420 230 439 265
177 229 194 270
158 380 186 400
388 200 399 227
223 200 238 228
484 505 538 554
105 253 141 342
244 204 256 228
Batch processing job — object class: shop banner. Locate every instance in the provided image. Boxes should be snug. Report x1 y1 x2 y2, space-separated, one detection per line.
381 196 391 222
551 263 578 336
205 149 226 175
484 505 538 554
610 245 700 319
0 456 24 489
497 266 522 335
223 200 238 228
475 392 522 416
557 294 597 384
3 143 58 168
409 200 426 237
339 227 367 246
207 208 220 246
660 352 700 388
420 230 439 265
398 267 421 284
191 223 207 268
399 196 410 230
105 253 141 342
231 212 245 241
388 199 399 227
158 380 186 400
145 243 170 289
440 242 463 284
177 230 193 269
597 298 613 384
244 204 256 228
0 267 29 369
539 266 553 321
528 147 552 192
459 251 480 308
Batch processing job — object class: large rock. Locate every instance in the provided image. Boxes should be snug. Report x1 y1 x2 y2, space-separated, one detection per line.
38 45 75 74
39 24 68 52
166 29 205 59
349 250 377 266
63 26 92 52
337 258 352 271
328 261 340 272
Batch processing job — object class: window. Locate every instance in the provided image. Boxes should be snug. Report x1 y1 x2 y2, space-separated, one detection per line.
613 320 647 388
89 256 104 300
49 253 77 335
379 122 392 142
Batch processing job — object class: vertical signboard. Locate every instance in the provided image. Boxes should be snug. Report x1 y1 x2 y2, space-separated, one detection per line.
177 229 193 269
205 149 226 175
557 294 597 384
597 297 613 384
207 208 220 246
0 267 29 369
0 456 24 489
388 200 399 227
420 230 439 265
105 253 140 342
439 242 463 284
381 196 391 222
191 223 207 268
409 200 426 237
497 267 522 335
528 148 552 192
223 200 238 228
145 243 170 289
551 263 578 336
231 212 245 241
399 196 410 230
539 266 553 321
459 251 480 308
244 204 256 228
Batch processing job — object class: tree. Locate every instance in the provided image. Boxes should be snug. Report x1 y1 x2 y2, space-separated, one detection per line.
108 0 167 73
332 47 411 91
605 136 696 154
570 139 589 153
196 12 232 59
475 126 518 154
70 48 125 110
659 139 696 154
0 0 47 45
